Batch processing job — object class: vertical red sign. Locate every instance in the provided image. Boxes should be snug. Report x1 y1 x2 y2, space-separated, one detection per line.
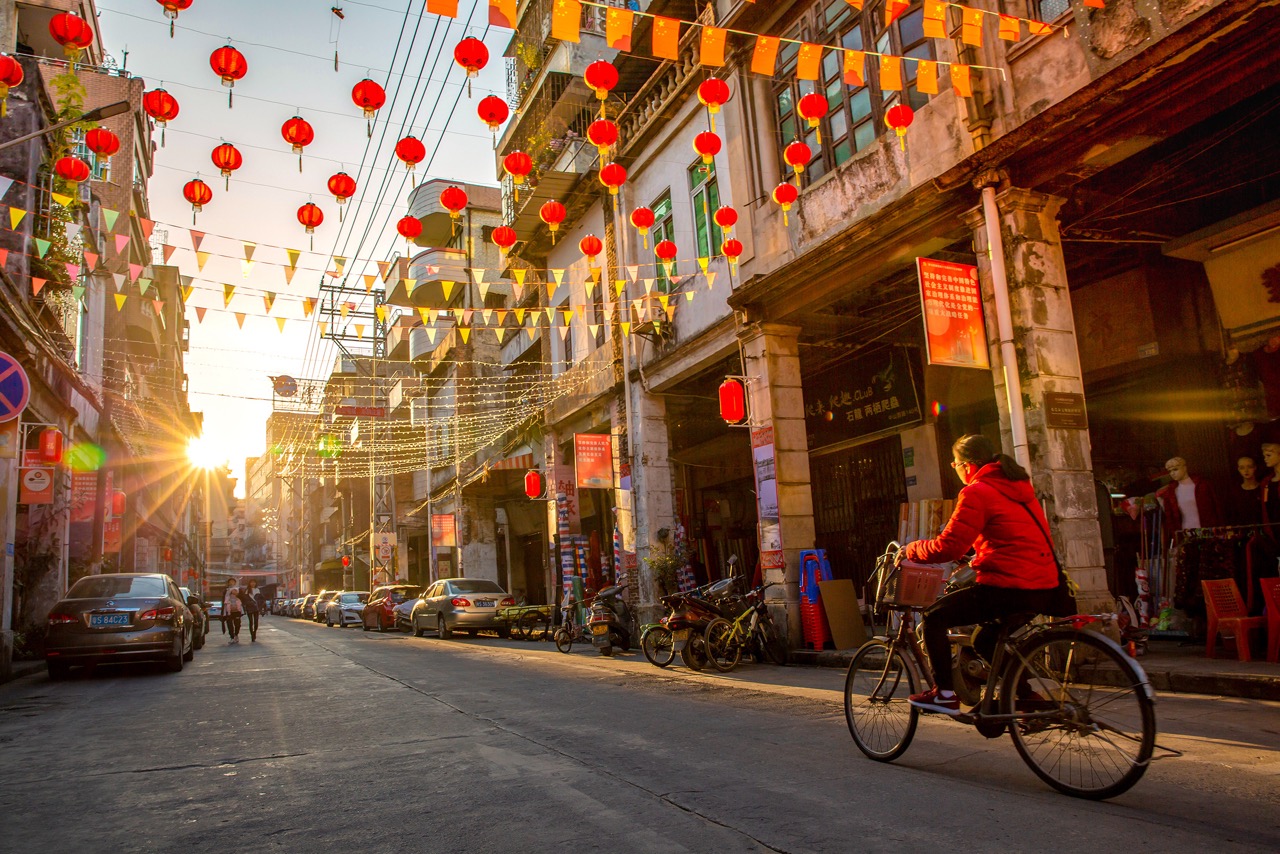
574 433 613 489
431 514 456 548
917 257 990 369
19 450 54 505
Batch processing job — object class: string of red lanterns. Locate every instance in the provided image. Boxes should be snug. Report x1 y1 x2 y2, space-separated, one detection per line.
698 77 731 132
477 94 508 141
453 37 488 97
84 127 120 165
503 150 532 200
297 202 324 249
49 12 93 63
396 214 423 244
281 116 314 172
630 207 654 248
54 156 90 185
439 185 467 235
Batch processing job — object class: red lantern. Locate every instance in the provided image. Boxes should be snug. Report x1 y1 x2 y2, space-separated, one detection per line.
503 150 533 199
183 178 212 223
453 37 488 96
718 378 747 425
579 234 603 265
584 60 618 103
713 206 737 235
111 491 127 517
885 104 914 150
54 156 90 184
693 131 721 166
38 427 64 464
298 202 324 249
798 92 829 144
721 237 744 272
477 95 508 137
84 128 120 163
49 13 94 61
630 206 655 248
341 555 351 568
587 118 618 161
396 135 426 170
599 162 627 198
655 239 678 278
439 185 468 221
281 116 314 172
698 77 731 132
352 78 386 137
784 141 812 179
0 54 24 117
396 215 422 242
210 143 242 189
491 224 517 253
143 88 179 146
772 182 798 225
156 0 193 38
524 470 543 500
328 172 357 221
210 45 248 107
539 200 566 241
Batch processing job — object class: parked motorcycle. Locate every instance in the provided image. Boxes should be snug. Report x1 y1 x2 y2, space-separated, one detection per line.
665 577 741 670
588 584 632 656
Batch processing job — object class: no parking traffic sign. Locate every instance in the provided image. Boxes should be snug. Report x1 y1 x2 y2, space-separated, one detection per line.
0 352 30 423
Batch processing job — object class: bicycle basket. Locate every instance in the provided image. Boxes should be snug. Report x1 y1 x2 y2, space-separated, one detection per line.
880 561 948 609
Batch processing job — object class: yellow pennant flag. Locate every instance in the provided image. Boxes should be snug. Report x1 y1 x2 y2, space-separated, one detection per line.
181 285 194 302
551 269 565 287
615 279 627 297
235 312 246 329
606 7 633 51
916 60 939 95
621 321 631 336
283 266 297 285
302 297 316 318
494 327 507 343
514 309 526 324
243 241 256 262
241 260 255 278
797 43 823 81
700 27 727 67
480 308 493 325
114 293 127 311
751 36 780 76
354 324 365 339
376 305 389 323
698 257 710 274
51 192 72 207
9 207 26 229
272 317 284 333
263 292 276 313
426 0 458 17
458 326 471 343
223 284 235 307
441 281 455 300
418 307 430 324
652 16 680 60
333 256 347 276
363 274 376 292
642 278 654 294
705 272 717 290
340 303 351 319
286 248 301 268
685 290 696 301
513 268 527 287
424 327 438 345
197 251 210 271
551 0 581 43
318 321 328 337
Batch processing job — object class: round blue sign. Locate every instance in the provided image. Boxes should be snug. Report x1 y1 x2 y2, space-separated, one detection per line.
0 352 30 423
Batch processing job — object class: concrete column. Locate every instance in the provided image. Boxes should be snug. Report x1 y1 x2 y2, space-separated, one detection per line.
966 188 1108 610
628 386 674 607
461 494 497 584
737 322 816 645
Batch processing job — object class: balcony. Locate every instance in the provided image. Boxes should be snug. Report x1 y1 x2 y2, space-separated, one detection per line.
409 319 461 374
385 247 469 308
386 317 418 359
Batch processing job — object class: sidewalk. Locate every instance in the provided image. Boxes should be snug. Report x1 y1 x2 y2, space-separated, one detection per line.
791 638 1280 701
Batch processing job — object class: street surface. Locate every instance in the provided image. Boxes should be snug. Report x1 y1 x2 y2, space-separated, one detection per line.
1 616 1277 853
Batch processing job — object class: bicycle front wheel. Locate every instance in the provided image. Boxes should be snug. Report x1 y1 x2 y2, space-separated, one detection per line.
641 626 675 667
844 640 920 762
554 627 573 654
1002 628 1156 800
705 618 742 672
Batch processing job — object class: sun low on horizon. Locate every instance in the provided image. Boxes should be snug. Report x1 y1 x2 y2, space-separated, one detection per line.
187 435 231 471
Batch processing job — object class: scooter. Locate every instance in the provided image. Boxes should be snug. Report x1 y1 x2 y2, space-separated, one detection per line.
665 578 740 670
588 584 632 656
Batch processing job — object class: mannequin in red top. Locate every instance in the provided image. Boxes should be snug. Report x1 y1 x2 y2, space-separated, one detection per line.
900 434 1059 715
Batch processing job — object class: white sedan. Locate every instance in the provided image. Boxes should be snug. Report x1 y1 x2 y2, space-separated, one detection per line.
324 591 369 627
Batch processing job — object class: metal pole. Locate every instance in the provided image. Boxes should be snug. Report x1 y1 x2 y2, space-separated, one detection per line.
981 186 1031 469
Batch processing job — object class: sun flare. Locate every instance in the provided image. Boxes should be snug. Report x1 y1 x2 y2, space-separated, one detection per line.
187 436 227 470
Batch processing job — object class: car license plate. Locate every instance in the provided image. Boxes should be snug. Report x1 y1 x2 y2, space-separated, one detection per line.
476 600 494 608
592 623 609 635
90 614 129 628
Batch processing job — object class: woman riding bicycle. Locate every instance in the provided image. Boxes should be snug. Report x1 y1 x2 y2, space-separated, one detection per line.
900 434 1058 715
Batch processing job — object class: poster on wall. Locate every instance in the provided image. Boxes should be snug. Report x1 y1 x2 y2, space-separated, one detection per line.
431 514 456 548
917 257 990 369
804 346 923 451
752 426 784 571
574 433 613 489
18 450 53 505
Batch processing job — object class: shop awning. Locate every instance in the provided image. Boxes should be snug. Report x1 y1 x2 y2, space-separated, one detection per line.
489 452 534 471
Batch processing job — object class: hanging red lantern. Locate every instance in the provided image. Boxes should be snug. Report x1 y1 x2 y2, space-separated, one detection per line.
453 37 488 96
772 182 798 225
524 470 543 500
297 202 324 249
396 215 422 242
503 150 533 199
281 116 314 172
395 135 426 170
584 60 618 103
491 224 517 253
693 131 721 166
351 78 386 137
599 162 627 198
718 378 747 425
477 94 508 138
579 234 603 265
54 156 90 184
797 92 829 144
143 88 179 146
210 142 242 189
183 178 212 223
49 13 94 61
784 141 812 180
885 103 914 150
209 45 248 107
655 239 678 278
328 172 357 221
156 0 193 38
587 118 618 161
84 127 120 163
111 491 127 517
721 237 744 272
38 427 64 464
540 200 566 242
698 77 731 132
439 185 468 219
713 206 737 235
630 206 655 248
0 55 24 118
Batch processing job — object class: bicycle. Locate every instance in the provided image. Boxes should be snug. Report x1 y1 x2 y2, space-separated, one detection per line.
844 542 1157 800
553 595 595 653
703 582 788 672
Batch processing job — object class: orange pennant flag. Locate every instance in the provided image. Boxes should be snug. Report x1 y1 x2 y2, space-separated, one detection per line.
879 55 903 92
32 277 46 297
1027 20 1053 36
606 7 634 51
551 0 581 43
962 9 984 46
426 0 457 17
844 50 866 86
1083 0 1105 6
998 15 1021 41
923 1 947 39
302 297 316 318
951 64 973 98
283 266 297 285
751 36 780 76
846 0 864 8
652 16 680 60
700 27 727 67
488 0 516 28
796 43 823 81
885 0 910 26
194 306 207 323
263 292 276 313
223 284 235 307
915 59 938 95
234 312 247 329
377 260 392 282
363 274 376 292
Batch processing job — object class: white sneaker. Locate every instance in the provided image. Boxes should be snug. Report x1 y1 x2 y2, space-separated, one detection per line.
229 638 238 645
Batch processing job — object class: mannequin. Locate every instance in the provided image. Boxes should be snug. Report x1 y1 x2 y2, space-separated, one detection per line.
1155 457 1221 531
1224 455 1263 527
1250 335 1280 419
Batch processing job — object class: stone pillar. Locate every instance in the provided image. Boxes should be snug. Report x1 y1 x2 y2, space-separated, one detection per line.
461 494 497 584
628 386 674 608
966 187 1108 610
737 323 816 645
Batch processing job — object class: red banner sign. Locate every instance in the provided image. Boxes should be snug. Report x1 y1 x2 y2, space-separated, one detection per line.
574 433 613 489
19 451 53 505
431 514 456 548
917 257 989 369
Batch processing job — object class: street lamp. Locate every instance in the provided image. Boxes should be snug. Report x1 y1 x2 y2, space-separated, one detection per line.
0 100 131 153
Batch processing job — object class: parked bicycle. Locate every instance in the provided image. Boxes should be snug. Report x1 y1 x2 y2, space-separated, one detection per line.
640 596 678 668
844 542 1157 800
553 594 596 653
703 582 788 672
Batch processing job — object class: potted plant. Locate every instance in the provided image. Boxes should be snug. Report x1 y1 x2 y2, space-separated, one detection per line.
643 527 687 597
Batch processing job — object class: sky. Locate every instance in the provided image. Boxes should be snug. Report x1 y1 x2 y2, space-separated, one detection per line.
96 0 510 492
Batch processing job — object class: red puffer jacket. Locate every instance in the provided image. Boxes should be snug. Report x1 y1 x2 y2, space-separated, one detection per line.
901 463 1058 590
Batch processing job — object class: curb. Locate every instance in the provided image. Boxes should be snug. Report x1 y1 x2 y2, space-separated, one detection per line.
1 660 46 685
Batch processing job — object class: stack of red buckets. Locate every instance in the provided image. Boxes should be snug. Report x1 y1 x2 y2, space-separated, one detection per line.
799 550 832 650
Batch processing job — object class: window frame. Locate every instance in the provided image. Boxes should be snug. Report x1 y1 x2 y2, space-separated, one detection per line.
688 158 721 260
650 190 676 293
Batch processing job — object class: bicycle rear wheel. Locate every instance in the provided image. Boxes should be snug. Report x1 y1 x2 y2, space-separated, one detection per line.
1002 628 1156 800
755 617 788 665
641 626 675 667
518 611 542 641
844 640 920 762
554 627 573 653
705 618 743 672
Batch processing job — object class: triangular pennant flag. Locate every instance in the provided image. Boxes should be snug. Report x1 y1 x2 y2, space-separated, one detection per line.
234 312 247 329
462 309 474 325
223 284 235 307
128 263 143 282
161 244 177 264
642 278 654 294
751 35 780 75
489 0 517 28
470 268 486 286
441 281 455 300
9 207 26 229
585 278 597 297
658 295 670 310
606 6 634 51
354 324 365 339
241 260 255 278
190 230 205 251
652 15 680 60
113 293 128 310
705 272 717 290
286 248 301 268
138 218 155 241
477 281 491 301
31 277 46 297
685 290 696 301
0 177 13 199
102 209 120 232
243 242 256 262
114 234 130 255
551 269 565 287
263 292 276 313
152 299 164 316
480 308 492 325
513 268 527 287
363 274 376 293
112 273 125 292
698 257 709 274
318 321 328 337
376 260 392 282
181 284 194 302
333 256 347 275
588 323 600 338
424 327 438 345
72 286 85 300
621 321 631 335
341 302 352 319
428 309 439 323
283 265 297 285
426 0 458 16
627 264 640 281
494 326 507 343
615 279 626 296
195 251 210 271
302 297 316 318
194 306 207 323
276 317 287 333
458 326 471 343
375 305 389 323
514 309 526 324
551 0 581 42
34 237 51 258
82 251 98 270
51 192 73 207
64 223 81 242
137 277 152 296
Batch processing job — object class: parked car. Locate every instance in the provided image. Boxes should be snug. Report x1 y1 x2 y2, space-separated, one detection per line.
271 598 289 616
393 598 417 632
46 573 196 678
178 587 208 650
325 591 369 627
410 578 515 639
300 594 320 619
362 584 422 632
286 597 302 617
311 591 339 622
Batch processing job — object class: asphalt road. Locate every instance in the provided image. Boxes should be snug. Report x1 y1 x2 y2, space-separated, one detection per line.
1 616 1277 853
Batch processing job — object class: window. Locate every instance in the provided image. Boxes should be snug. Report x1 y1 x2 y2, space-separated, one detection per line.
560 300 573 366
650 191 675 292
688 158 721 260
70 128 110 182
1036 0 1071 20
773 1 936 184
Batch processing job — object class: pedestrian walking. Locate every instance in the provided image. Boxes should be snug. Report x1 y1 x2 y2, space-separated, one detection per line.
240 578 262 642
223 577 244 644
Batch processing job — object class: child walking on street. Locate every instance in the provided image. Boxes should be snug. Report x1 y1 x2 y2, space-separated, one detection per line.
223 577 244 644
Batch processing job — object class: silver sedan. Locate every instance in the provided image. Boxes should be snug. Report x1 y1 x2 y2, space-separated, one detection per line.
410 578 514 639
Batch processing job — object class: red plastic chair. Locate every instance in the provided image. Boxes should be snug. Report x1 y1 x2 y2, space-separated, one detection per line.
1203 579 1266 662
1261 577 1280 664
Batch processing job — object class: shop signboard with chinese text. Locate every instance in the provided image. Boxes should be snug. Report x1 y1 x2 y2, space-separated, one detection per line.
804 346 923 451
574 433 613 489
19 450 53 504
917 257 989 369
752 426 784 571
431 514 456 548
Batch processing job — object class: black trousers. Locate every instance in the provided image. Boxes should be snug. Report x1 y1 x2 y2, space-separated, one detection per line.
226 613 242 638
246 611 259 639
923 584 1055 691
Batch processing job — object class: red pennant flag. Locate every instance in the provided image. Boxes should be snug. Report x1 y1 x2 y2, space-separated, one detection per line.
551 0 581 43
606 7 633 51
194 306 207 323
190 230 205 252
426 0 458 17
82 251 97 269
0 248 8 267
488 0 516 27
162 244 177 264
652 16 680 60
138 218 155 241
751 36 780 76
700 27 727 67
32 277 46 296
796 43 823 81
